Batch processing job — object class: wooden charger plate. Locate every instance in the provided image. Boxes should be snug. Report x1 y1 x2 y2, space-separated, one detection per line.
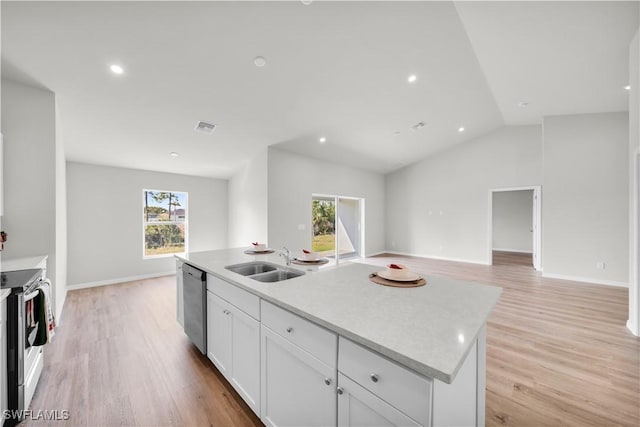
369 273 426 288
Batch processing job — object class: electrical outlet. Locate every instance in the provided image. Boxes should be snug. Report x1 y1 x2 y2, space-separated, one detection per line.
439 245 444 252
596 262 606 270
391 241 396 248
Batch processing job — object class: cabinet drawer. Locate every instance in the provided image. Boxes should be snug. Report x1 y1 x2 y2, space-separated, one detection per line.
207 273 260 320
261 300 337 367
339 337 432 426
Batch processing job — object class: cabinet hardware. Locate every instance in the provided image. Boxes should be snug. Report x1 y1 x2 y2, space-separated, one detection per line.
336 387 344 395
370 373 379 383
286 327 294 333
324 378 332 386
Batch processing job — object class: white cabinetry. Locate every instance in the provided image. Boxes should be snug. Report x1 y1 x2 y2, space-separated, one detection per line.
338 337 432 426
337 373 420 427
1 297 6 427
206 274 260 415
260 300 337 427
176 260 184 327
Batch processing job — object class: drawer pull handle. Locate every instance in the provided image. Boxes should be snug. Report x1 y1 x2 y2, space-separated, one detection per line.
286 327 294 333
324 378 332 386
370 374 379 383
336 387 344 395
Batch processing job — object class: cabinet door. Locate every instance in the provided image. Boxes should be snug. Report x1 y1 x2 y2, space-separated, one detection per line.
1 299 6 427
176 260 184 327
337 374 420 427
206 292 231 376
229 305 260 415
261 325 336 427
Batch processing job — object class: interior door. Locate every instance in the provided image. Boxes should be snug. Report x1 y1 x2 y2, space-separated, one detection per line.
532 188 541 271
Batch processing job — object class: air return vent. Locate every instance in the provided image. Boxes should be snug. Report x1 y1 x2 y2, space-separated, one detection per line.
194 121 217 134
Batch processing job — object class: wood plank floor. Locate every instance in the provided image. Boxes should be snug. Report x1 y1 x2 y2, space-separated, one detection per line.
24 254 639 426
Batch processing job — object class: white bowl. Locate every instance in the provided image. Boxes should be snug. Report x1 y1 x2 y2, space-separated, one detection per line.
301 251 319 261
385 264 413 280
252 243 267 251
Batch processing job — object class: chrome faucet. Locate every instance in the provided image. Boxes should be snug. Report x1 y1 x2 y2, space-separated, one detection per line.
280 246 292 266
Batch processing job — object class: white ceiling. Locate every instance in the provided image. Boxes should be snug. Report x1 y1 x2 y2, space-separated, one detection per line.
1 1 638 179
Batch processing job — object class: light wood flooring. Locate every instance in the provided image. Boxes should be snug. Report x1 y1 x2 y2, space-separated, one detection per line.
25 253 639 426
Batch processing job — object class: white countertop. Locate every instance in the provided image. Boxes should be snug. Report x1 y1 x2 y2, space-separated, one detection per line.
1 255 48 272
177 248 502 384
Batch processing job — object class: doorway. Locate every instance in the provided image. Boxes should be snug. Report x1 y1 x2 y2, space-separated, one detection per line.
311 195 363 261
489 186 541 270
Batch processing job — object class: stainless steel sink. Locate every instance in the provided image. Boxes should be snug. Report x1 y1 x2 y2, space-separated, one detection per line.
224 261 305 283
225 262 277 276
249 269 305 283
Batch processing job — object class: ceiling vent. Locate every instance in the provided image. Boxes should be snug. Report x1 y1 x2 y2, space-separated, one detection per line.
195 121 217 134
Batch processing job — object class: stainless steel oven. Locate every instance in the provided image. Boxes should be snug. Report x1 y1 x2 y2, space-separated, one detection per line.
1 269 46 427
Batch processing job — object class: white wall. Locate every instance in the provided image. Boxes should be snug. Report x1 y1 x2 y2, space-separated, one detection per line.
385 126 542 264
628 30 639 335
492 190 533 253
228 149 268 248
67 162 228 287
1 79 65 316
55 98 67 319
267 148 385 256
542 112 628 286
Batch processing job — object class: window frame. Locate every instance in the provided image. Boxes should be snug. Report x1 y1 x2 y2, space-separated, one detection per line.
142 188 189 259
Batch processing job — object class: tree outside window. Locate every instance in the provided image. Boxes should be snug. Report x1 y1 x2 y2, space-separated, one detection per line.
143 190 188 257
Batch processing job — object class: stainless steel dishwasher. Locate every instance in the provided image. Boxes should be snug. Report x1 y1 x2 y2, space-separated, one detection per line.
182 263 207 354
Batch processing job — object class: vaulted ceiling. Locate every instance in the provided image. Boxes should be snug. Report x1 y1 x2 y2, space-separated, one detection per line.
2 1 638 178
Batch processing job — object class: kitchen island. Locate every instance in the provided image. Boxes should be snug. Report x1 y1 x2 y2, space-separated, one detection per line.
177 248 501 427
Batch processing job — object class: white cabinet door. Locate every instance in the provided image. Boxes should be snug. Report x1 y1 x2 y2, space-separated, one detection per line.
176 260 184 327
207 292 231 376
228 304 260 414
261 325 336 427
1 298 6 427
337 374 420 427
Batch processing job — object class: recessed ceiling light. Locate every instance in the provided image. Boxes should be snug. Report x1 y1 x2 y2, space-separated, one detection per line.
254 56 267 67
407 74 417 83
301 0 313 5
319 137 327 143
458 126 465 132
109 64 124 74
624 85 631 91
518 101 529 107
170 152 179 157
110 64 124 75
393 131 401 136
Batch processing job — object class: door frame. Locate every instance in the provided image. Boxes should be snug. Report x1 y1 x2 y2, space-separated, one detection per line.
311 193 364 262
487 186 542 270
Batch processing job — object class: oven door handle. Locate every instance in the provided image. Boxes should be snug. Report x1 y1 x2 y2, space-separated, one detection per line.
24 289 40 302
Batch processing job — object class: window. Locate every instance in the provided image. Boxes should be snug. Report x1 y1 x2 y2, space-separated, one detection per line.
143 190 188 257
311 195 363 260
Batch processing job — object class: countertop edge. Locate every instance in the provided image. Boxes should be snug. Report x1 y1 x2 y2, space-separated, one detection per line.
176 252 501 384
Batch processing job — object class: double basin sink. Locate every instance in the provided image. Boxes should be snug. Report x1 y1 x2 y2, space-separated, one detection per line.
225 261 305 283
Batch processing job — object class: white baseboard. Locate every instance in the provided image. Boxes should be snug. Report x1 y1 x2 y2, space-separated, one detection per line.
542 272 628 288
365 251 386 257
381 251 490 266
627 319 639 337
67 271 176 291
492 248 533 254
